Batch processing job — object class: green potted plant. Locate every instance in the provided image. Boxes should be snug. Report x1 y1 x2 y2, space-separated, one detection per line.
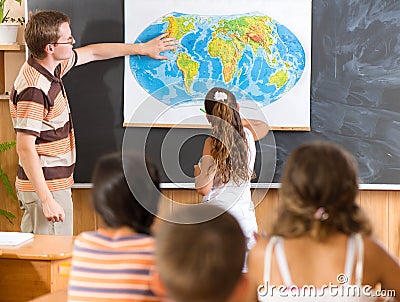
0 140 17 223
0 0 24 44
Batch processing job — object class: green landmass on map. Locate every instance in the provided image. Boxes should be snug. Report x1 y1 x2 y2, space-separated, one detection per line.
176 52 200 92
162 14 291 93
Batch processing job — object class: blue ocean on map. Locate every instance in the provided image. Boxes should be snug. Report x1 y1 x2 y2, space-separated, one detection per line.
129 12 305 107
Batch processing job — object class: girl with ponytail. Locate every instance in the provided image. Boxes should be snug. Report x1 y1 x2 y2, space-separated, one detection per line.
194 87 258 261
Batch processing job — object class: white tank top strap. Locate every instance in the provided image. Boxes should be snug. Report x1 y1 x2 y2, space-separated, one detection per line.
343 234 364 286
261 236 293 287
262 236 280 286
274 237 294 287
343 234 356 285
354 233 364 287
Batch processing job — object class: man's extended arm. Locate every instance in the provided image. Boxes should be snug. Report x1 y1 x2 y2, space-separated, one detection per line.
16 132 65 223
75 33 178 66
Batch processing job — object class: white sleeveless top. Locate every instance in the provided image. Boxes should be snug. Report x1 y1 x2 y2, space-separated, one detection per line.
202 127 255 205
202 127 257 250
257 234 376 301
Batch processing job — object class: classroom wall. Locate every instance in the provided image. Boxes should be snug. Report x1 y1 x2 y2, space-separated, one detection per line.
64 188 400 260
0 101 399 260
23 0 400 185
0 0 399 260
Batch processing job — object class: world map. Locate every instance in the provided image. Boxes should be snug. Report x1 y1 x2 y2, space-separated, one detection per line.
129 12 305 107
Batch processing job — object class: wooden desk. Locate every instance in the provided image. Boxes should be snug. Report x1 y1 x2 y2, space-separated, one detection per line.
29 289 67 302
0 235 74 302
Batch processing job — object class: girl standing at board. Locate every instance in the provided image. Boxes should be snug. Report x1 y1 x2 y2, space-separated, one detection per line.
194 87 261 256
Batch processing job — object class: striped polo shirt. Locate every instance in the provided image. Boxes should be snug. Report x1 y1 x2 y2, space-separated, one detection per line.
9 51 77 192
68 231 162 302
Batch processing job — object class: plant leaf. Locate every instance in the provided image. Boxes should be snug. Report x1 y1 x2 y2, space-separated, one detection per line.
0 141 16 153
0 209 15 224
0 166 17 202
0 140 17 223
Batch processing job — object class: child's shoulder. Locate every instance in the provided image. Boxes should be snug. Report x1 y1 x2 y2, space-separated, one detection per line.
362 235 397 264
248 236 273 264
362 235 387 256
247 236 278 282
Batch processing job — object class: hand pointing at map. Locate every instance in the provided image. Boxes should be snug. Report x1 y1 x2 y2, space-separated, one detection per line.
139 33 178 60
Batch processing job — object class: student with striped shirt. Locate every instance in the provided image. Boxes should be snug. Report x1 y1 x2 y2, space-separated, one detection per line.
10 10 177 235
68 152 163 301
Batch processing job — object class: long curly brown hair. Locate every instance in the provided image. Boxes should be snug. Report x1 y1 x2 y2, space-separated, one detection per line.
272 141 372 242
204 87 252 185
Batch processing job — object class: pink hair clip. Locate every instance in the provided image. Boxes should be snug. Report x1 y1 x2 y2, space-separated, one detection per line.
313 207 329 221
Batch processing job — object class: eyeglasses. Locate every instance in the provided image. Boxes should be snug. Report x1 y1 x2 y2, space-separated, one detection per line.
51 36 75 45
